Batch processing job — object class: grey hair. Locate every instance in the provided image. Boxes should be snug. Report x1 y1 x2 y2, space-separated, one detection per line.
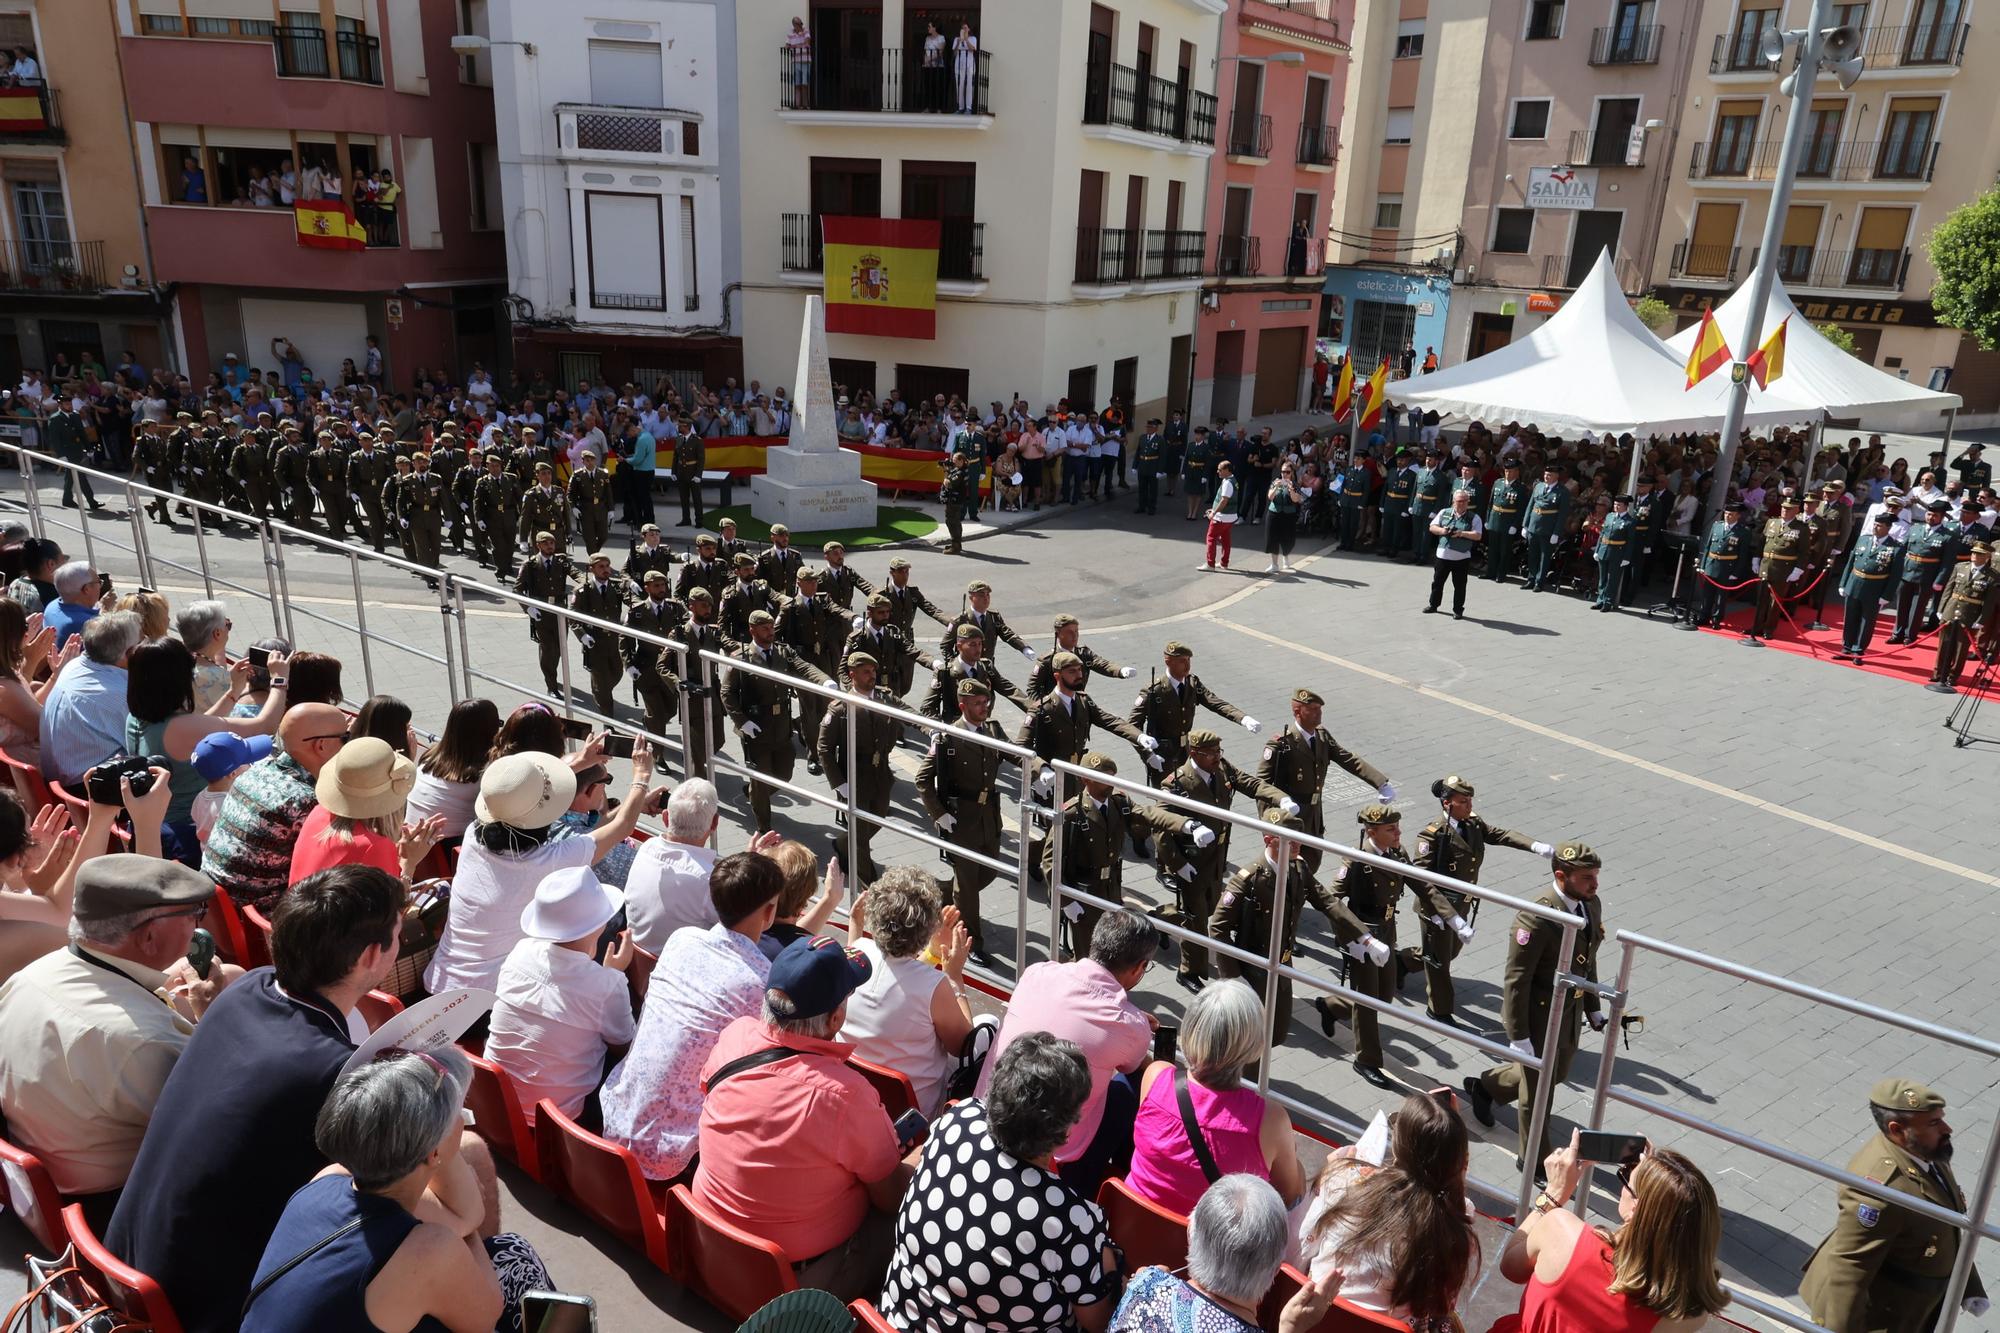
763 987 836 1039
1088 907 1157 975
666 777 719 839
1183 978 1266 1088
53 561 95 598
81 611 143 665
0 519 27 544
1188 1174 1288 1306
314 1047 472 1191
987 1031 1089 1162
68 908 155 948
174 599 229 651
864 866 942 959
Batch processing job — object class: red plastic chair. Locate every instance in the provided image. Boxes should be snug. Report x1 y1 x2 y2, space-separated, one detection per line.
533 1098 668 1270
46 778 90 823
355 989 404 1032
851 1300 897 1333
848 1055 918 1119
1259 1263 1410 1332
239 900 276 969
0 1125 68 1253
461 1051 540 1181
663 1182 797 1321
1096 1176 1190 1275
205 884 253 967
62 1202 186 1333
0 743 51 812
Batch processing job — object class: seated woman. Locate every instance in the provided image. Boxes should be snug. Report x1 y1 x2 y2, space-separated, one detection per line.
241 1048 551 1333
838 866 973 1116
1125 978 1303 1217
1110 1174 1335 1333
758 836 843 958
290 736 440 883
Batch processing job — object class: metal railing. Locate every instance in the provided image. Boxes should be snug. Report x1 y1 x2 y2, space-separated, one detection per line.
0 83 61 141
778 44 992 116
779 213 983 281
1142 228 1205 281
1710 29 1778 72
1567 129 1642 168
1082 61 1218 146
0 238 106 294
1589 23 1663 63
1670 241 1742 282
1213 233 1262 278
1282 236 1324 279
1297 122 1337 168
1835 21 1972 68
1226 110 1272 158
557 104 702 160
1074 226 1136 285
1691 137 1939 182
272 27 383 84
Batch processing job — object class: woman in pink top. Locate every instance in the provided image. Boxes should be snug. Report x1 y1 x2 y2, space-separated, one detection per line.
1124 979 1303 1216
1497 1132 1730 1333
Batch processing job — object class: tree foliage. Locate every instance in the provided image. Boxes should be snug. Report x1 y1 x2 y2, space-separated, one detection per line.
1815 322 1859 357
1632 296 1673 333
1929 189 2000 351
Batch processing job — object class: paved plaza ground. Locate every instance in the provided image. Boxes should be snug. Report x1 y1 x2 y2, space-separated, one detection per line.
4 449 1998 1331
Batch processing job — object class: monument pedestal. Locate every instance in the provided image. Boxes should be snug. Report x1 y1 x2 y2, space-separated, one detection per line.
751 447 878 531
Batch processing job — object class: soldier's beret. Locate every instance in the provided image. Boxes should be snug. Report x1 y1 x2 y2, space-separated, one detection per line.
888 557 911 571
955 623 986 641
695 533 719 547
1822 480 1844 491
394 455 412 467
965 579 992 595
1871 511 1893 525
1052 613 1078 630
732 553 756 568
864 592 889 609
467 445 483 455
1079 751 1117 774
687 588 715 604
1358 803 1401 827
1869 1077 1946 1115
579 448 597 460
719 518 738 530
587 551 611 565
1554 841 1600 868
1263 808 1301 830
411 451 432 465
1050 650 1082 670
1186 728 1222 749
75 853 214 922
799 566 822 583
1163 640 1194 658
1434 774 1475 797
642 569 669 585
1929 499 1952 514
641 523 661 535
748 609 775 627
956 678 990 698
823 540 845 553
533 529 556 543
440 421 461 433
845 650 878 668
1292 687 1324 705
534 461 553 473
770 523 789 536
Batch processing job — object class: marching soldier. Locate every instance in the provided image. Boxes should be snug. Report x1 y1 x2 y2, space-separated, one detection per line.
1592 494 1637 612
520 461 568 552
274 426 312 527
1129 641 1254 786
922 623 1033 723
132 422 175 526
1835 510 1902 663
817 651 905 880
915 677 1017 965
1255 686 1392 872
819 541 874 611
624 568 684 745
450 445 484 556
308 432 352 540
512 531 577 697
387 455 418 562
1484 458 1525 582
940 447 977 554
1042 750 1159 958
1928 540 1998 694
1464 841 1606 1166
1029 614 1134 698
473 451 523 576
185 416 224 512
164 411 197 517
1890 498 1953 645
1522 463 1572 591
672 421 706 527
346 435 392 553
1147 729 1296 989
714 517 751 566
718 553 781 643
571 552 635 715
939 579 1035 665
1749 492 1809 642
671 588 734 778
1799 1078 1988 1333
228 424 272 523
1017 651 1157 875
1691 497 1752 631
396 452 447 575
677 532 730 608
1400 775 1554 1026
1803 480 1853 632
756 523 804 597
1212 815 1354 1048
427 430 467 554
843 592 928 697
626 522 676 587
725 609 833 832
509 427 557 485
777 567 849 772
878 558 950 691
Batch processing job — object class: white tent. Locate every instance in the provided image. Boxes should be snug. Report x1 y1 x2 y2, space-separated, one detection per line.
1385 251 1823 437
1661 280 1960 428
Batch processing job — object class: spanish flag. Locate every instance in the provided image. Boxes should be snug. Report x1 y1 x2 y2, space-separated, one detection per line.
1745 316 1788 390
0 88 45 133
1683 308 1732 390
1357 362 1390 432
294 200 366 252
1331 358 1355 420
822 216 940 339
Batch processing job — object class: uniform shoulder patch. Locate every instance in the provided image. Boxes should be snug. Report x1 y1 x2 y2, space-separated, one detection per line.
1219 892 1237 908
1515 927 1534 947
1856 1203 1881 1228
1262 746 1274 762
1415 839 1432 859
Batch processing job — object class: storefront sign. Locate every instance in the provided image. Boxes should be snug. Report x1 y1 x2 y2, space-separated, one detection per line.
1526 292 1560 313
1526 166 1598 210
1653 286 1939 328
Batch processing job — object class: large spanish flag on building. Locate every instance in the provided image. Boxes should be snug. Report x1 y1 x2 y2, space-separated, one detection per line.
822 216 940 339
294 200 367 252
0 88 45 133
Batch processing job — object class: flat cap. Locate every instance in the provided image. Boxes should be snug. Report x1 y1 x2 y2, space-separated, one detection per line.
1080 752 1117 774
1163 640 1194 658
1554 840 1600 868
1292 687 1324 705
1186 728 1222 749
732 552 756 568
1435 774 1475 797
1723 498 1745 511
533 529 556 544
1870 1077 1946 1114
1050 650 1082 670
888 557 911 571
845 650 878 669
965 579 992 595
1052 613 1078 630
956 678 990 698
1358 803 1401 827
75 853 214 922
747 609 775 627
955 623 986 641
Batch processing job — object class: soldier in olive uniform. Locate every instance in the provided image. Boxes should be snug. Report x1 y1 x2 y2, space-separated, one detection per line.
817 651 906 880
1017 651 1157 879
819 541 875 611
509 429 558 486
1255 686 1392 872
570 551 634 715
1690 497 1751 630
843 591 928 699
1212 816 1349 1049
878 558 950 692
624 568 684 746
756 523 804 597
433 431 472 554
274 426 313 526
308 432 353 540
915 677 1017 964
1146 729 1297 988
1401 775 1555 1025
1592 494 1637 612
672 424 706 528
474 452 523 576
1836 511 1902 662
940 449 977 554
1522 464 1572 591
923 623 1034 723
1043 751 1162 958
939 580 1034 664
387 455 419 562
1799 1078 1988 1333
513 532 577 697
1484 459 1526 582
568 450 615 555
1464 841 1605 1164
1029 614 1134 698
346 436 392 553
1803 481 1853 632
1127 641 1253 786
677 533 730 608
520 462 569 552
1928 540 1999 693
718 553 781 643
626 522 676 587
672 588 735 778
713 518 751 567
1749 493 1810 641
1890 499 1954 645
396 453 447 575
132 423 176 526
777 568 850 770
725 609 834 832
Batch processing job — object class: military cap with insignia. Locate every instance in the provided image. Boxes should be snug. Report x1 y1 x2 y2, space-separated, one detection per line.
1186 728 1222 750
823 540 845 554
965 579 992 595
866 592 891 609
1554 840 1600 868
1614 493 1635 504
641 523 662 535
686 588 715 604
956 678 990 697
1358 803 1401 826
1080 752 1117 774
888 557 910 571
1432 774 1474 797
1723 497 1745 511
748 609 775 627
533 529 556 544
1050 651 1081 670
587 551 611 565
1872 511 1893 525
1974 541 1994 556
1929 499 1952 514
1869 1077 1946 1114
75 854 214 922
1163 640 1194 658
955 623 986 641
1263 808 1302 830
534 461 553 473
732 552 756 568
1292 687 1324 705
696 533 719 547
770 523 789 536
642 569 670 585
846 650 878 668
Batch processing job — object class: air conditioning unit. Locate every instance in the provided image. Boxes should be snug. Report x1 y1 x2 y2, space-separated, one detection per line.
1200 291 1221 311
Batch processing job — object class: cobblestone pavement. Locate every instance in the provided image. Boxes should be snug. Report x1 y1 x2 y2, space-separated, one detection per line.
8 465 1999 1331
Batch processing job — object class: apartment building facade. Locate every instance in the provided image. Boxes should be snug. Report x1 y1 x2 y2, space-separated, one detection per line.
1191 0 1348 421
735 0 1223 419
116 0 505 388
486 0 742 394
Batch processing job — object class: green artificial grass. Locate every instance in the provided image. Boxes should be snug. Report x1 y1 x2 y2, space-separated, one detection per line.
705 505 939 548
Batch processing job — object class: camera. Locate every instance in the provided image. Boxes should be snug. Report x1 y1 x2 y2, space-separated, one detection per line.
86 754 169 806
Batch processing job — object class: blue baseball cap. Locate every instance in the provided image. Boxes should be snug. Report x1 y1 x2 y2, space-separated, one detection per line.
192 732 272 782
766 935 872 1020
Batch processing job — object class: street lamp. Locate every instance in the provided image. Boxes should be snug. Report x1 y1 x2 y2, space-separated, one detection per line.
449 34 536 58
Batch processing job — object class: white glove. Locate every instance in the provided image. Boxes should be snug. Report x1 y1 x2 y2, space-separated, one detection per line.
1551 534 1560 546
581 633 595 648
460 502 471 512
1145 753 1164 772
399 517 409 529
835 782 850 799
1586 1012 1608 1032
1965 1298 1991 1318
1062 900 1084 922
937 812 956 832
1377 782 1396 802
1034 769 1056 797
1509 526 1519 536
527 608 541 621
1242 716 1261 734
1451 915 1473 943
1176 863 1196 882
1343 938 1371 962
1752 558 1763 574
1021 646 1037 663
1508 1038 1536 1060
741 720 761 739
1532 841 1555 858
1185 822 1216 849
1138 734 1158 752
1279 797 1300 817
852 614 865 629
1787 567 1803 583
478 520 488 531
1363 936 1391 967
1120 666 1136 678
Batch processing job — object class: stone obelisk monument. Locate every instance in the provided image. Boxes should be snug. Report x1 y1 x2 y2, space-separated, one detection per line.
751 296 877 531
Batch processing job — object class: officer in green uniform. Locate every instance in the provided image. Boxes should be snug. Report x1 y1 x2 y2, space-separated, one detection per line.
1255 686 1391 872
1133 420 1167 516
1042 751 1158 957
1750 493 1809 641
519 462 568 552
939 580 1032 663
1181 428 1216 521
940 448 976 554
473 451 523 576
307 432 351 540
1029 614 1133 698
1450 457 1483 509
819 541 875 612
1799 1077 1988 1333
509 429 558 485
566 449 615 555
1407 446 1448 566
756 523 803 597
777 567 849 770
626 522 676 587
1627 474 1666 599
274 425 312 526
677 533 730 608
1336 449 1373 552
1017 651 1156 879
1211 815 1346 1048
817 651 906 881
570 551 634 715
1592 494 1637 612
843 590 928 699
227 426 272 523
923 623 1033 723
916 677 1016 965
718 553 780 643
673 424 706 527
1379 449 1415 558
724 608 833 832
1128 641 1252 787
1523 463 1572 591
1890 499 1953 645
1401 775 1554 1025
386 455 418 561
1836 511 1902 662
1484 459 1525 582
1928 540 1999 693
879 558 950 692
512 531 576 697
132 422 175 526
396 452 446 575
346 435 392 552
623 568 684 745
433 430 471 554
1690 497 1751 630
671 588 735 777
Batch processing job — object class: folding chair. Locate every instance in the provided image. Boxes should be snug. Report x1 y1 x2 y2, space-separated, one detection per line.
63 1202 187 1333
0 1122 68 1253
0 743 51 812
205 884 253 967
355 989 404 1032
239 899 276 969
461 1050 540 1181
1095 1176 1189 1275
848 1299 898 1333
533 1098 668 1270
847 1055 917 1119
1259 1264 1411 1333
46 778 90 823
664 1182 797 1321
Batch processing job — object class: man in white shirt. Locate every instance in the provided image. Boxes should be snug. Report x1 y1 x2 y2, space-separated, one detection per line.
625 778 722 953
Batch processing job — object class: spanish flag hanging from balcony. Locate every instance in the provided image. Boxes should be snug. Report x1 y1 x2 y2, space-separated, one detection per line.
293 200 367 252
1330 358 1355 420
1357 362 1390 432
1745 317 1788 390
0 88 45 133
822 216 940 339
1683 308 1732 390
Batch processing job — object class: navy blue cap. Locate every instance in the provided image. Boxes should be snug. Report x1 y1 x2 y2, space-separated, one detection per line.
767 935 872 1019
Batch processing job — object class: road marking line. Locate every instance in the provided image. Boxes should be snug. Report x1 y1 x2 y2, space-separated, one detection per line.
1211 615 2000 891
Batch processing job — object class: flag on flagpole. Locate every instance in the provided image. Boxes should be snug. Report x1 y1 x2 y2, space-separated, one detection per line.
1331 358 1355 420
1357 362 1390 432
293 201 367 251
1683 308 1732 390
1745 316 1788 390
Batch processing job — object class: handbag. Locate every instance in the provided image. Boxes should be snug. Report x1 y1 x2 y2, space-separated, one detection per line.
384 877 450 1000
8 1250 150 1332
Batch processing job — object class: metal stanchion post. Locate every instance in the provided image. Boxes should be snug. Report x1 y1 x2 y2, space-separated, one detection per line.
19 453 42 536
349 551 376 697
1013 757 1035 978
451 583 476 701
122 485 151 589
192 508 215 599
1046 767 1066 963
1573 940 1636 1217
270 528 298 647
74 467 98 571
844 691 861 879
1936 1110 2000 1333
257 524 285 639
1258 849 1291 1096
558 605 574 711
1517 919 1579 1218
436 574 462 706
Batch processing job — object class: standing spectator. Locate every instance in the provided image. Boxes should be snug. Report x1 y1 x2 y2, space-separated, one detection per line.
840 866 976 1115
201 702 349 912
363 333 384 385
622 776 720 953
1111 1176 1336 1333
290 736 438 883
179 155 207 205
407 698 503 843
270 338 306 397
953 22 980 112
1202 460 1240 571
42 561 102 647
1259 463 1305 576
1425 488 1483 619
785 16 813 109
920 21 947 112
40 611 141 786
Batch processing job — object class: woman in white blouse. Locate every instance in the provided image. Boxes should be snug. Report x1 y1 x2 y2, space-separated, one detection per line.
838 866 973 1114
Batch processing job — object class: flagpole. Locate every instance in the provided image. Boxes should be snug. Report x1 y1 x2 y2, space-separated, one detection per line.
1703 0 1833 525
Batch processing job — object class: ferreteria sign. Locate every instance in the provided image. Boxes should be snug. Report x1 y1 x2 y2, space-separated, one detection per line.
1655 286 1941 329
1526 166 1598 209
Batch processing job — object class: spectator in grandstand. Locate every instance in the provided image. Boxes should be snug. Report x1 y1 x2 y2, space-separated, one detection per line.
174 599 234 711
113 588 170 641
1126 978 1304 1217
1112 1175 1337 1333
223 636 291 717
487 701 569 764
757 837 844 959
694 934 914 1300
407 698 502 844
599 850 785 1182
202 701 350 911
39 610 141 784
425 748 652 994
43 560 102 648
190 731 270 843
126 636 290 864
107 865 415 1333
1500 1132 1730 1333
350 693 418 758
291 735 440 882
0 596 55 768
486 866 637 1125
840 866 974 1116
241 1048 552 1333
976 906 1157 1194
883 1031 1119 1333
622 775 720 953
6 536 62 612
1296 1090 1476 1326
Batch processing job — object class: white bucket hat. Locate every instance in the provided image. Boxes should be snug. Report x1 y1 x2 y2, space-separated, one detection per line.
474 751 577 828
519 866 624 943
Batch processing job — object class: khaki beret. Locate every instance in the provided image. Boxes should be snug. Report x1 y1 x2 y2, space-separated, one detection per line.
1080 752 1117 774
695 533 719 547
1435 774 1475 797
965 579 992 595
866 593 891 609
641 569 670 585
1554 840 1600 868
719 517 738 530
1869 1078 1946 1115
533 530 557 544
686 587 715 604
74 853 214 922
1358 803 1401 827
846 650 878 669
586 551 611 565
732 552 757 568
748 609 775 627
1292 687 1324 705
641 523 662 535
823 541 845 554
955 623 987 641
1052 613 1078 630
1186 728 1222 750
956 678 990 697
1163 641 1194 658
1050 651 1081 670
888 557 911 571
770 523 790 537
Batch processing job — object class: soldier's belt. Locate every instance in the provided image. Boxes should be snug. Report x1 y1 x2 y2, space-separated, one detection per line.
1493 506 1520 515
1916 554 1941 563
1765 552 1797 561
1854 571 1888 580
1600 538 1627 546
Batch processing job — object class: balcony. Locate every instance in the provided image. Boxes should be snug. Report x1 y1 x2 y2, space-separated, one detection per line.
1709 31 1776 73
1542 250 1643 291
1589 24 1663 64
1297 122 1337 169
1213 234 1263 278
1081 61 1218 151
1566 129 1643 168
1282 236 1324 279
555 104 704 164
1668 242 1743 283
0 239 106 293
1075 226 1137 285
0 83 62 144
779 213 985 283
1142 229 1206 281
1853 21 1970 68
272 28 383 84
777 45 992 121
1689 138 1939 183
1226 111 1272 160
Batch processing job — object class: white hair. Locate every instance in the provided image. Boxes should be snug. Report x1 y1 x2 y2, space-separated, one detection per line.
174 599 229 650
666 777 718 839
53 561 96 598
1182 978 1266 1088
1188 1175 1288 1306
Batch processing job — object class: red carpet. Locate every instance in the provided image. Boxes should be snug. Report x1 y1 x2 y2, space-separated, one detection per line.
1695 597 1957 687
